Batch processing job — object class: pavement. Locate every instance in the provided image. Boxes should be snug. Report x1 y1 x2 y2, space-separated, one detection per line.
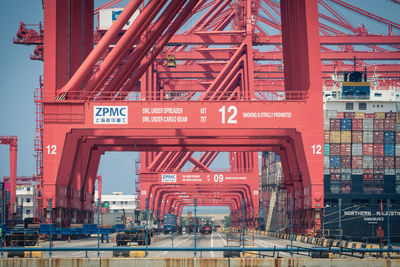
22 231 317 258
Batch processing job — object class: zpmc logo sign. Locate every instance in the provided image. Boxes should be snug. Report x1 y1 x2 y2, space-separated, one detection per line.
161 174 177 183
94 106 128 124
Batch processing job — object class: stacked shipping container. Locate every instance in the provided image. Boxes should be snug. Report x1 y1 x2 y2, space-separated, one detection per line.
324 111 400 194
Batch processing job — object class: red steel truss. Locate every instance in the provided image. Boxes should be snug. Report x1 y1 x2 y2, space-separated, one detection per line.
12 0 398 232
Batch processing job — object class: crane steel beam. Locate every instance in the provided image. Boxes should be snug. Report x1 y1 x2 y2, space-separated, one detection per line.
167 34 400 45
156 51 400 61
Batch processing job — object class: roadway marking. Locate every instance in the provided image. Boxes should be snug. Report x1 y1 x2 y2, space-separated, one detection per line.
254 239 292 257
217 232 227 246
210 232 214 257
157 234 193 257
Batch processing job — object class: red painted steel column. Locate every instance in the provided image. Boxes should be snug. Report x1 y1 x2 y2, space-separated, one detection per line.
58 0 142 95
84 0 167 94
281 0 323 231
43 0 69 100
69 0 83 80
83 0 94 85
9 143 17 216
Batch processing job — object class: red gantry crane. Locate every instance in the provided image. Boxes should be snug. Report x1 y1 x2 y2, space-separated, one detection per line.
12 0 399 234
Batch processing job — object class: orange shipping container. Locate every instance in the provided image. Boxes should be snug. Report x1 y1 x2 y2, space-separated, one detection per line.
375 112 386 119
355 112 365 119
330 131 341 143
341 131 352 144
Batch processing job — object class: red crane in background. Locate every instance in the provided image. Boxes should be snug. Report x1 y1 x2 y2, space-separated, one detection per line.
0 136 17 217
11 0 399 233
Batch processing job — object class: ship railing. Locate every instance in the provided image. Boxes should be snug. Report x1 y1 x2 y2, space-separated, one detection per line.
340 95 370 100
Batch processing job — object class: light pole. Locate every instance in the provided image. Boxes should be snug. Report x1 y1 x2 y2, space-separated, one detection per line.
242 198 245 256
194 198 197 257
290 198 293 257
145 198 149 256
97 197 100 257
339 198 342 258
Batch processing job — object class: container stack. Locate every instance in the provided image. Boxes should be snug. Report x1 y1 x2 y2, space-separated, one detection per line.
324 111 400 194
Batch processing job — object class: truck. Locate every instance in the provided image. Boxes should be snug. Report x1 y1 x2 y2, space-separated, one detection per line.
199 217 213 234
163 214 177 234
115 209 153 246
188 217 199 233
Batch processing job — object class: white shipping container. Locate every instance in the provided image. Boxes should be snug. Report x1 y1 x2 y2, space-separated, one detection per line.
352 144 362 156
324 120 330 130
98 8 140 31
385 169 395 175
352 169 363 175
327 110 338 119
341 169 351 174
363 156 373 169
324 156 330 169
363 119 374 131
363 131 373 143
396 144 400 156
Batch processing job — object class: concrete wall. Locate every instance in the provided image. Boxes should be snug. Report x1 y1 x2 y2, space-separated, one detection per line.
1 258 398 267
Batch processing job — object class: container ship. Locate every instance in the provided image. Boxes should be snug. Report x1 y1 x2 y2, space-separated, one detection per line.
261 68 400 242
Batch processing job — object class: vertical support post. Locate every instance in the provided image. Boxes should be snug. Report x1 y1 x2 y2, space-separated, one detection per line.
171 225 174 247
322 206 325 237
387 198 391 258
97 197 100 257
145 198 149 256
339 198 342 258
290 198 293 257
1 198 3 258
194 198 197 257
48 198 52 258
242 198 245 256
9 144 17 218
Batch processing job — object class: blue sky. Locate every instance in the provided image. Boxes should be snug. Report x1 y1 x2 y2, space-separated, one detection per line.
0 1 399 199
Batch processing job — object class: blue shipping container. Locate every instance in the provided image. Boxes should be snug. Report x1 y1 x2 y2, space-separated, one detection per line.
340 119 352 130
384 131 395 144
330 156 341 169
384 144 395 156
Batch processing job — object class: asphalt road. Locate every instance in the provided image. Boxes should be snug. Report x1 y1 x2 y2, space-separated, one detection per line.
16 231 316 258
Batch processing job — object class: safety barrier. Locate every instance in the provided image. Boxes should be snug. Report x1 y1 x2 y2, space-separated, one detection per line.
1 258 400 267
261 231 400 259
